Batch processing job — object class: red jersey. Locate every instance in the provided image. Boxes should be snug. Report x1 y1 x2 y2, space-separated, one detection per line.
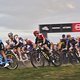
35 34 45 44
38 34 45 40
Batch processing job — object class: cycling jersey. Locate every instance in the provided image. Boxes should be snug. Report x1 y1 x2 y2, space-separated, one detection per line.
67 38 77 50
9 40 15 47
35 34 51 48
7 39 15 49
13 37 23 48
24 40 33 51
7 36 23 49
61 39 66 49
35 34 45 44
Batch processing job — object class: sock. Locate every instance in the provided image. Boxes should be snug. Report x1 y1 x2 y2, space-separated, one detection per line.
4 58 8 63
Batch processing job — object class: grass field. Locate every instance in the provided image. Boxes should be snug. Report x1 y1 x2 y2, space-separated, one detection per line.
0 64 80 80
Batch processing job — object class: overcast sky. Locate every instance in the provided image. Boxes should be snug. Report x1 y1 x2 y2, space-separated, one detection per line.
0 0 80 43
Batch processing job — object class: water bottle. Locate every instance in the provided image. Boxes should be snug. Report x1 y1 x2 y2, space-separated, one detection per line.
0 54 3 64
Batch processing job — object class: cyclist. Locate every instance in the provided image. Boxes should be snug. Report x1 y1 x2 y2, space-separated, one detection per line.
13 34 24 61
57 34 67 51
61 34 66 50
0 39 9 67
57 34 67 63
33 30 53 54
6 32 15 49
66 35 77 51
7 32 23 61
24 38 36 51
21 38 36 60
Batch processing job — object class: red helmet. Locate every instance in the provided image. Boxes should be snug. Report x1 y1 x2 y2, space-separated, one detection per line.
33 30 39 36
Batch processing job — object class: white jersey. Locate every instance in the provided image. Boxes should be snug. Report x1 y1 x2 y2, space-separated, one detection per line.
8 39 15 47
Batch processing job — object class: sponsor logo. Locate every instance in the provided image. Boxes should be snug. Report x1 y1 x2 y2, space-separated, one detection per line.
62 26 71 29
42 26 49 31
75 24 80 30
72 23 80 32
52 27 60 29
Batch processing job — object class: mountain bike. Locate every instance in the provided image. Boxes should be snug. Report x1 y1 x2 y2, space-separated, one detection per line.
30 46 62 68
59 47 80 64
68 47 80 64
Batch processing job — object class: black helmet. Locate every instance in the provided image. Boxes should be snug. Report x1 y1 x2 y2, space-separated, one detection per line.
8 32 13 37
62 34 65 38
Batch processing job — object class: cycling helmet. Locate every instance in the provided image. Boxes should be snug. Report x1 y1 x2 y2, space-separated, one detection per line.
33 30 39 36
8 32 13 37
62 34 65 38
19 37 23 40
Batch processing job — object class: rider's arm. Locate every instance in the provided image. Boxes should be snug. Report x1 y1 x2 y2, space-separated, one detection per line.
57 42 62 50
50 42 54 50
32 43 36 48
15 38 20 46
0 42 5 50
34 38 37 48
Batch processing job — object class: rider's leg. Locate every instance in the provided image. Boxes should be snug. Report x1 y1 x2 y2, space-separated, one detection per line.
50 42 54 50
13 48 20 61
43 44 53 56
17 47 23 61
1 50 9 67
33 43 36 49
21 47 28 60
43 44 50 51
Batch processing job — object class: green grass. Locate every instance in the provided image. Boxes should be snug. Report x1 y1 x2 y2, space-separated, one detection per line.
0 64 80 80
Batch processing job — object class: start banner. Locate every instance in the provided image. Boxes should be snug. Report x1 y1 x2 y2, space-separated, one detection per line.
39 23 80 33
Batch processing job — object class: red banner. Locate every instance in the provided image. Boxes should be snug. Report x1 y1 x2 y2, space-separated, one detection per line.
72 23 80 32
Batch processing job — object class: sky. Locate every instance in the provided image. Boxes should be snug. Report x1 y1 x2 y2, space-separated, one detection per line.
0 0 80 43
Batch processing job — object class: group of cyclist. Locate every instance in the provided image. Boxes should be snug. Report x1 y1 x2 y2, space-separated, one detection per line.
0 30 80 67
57 34 80 53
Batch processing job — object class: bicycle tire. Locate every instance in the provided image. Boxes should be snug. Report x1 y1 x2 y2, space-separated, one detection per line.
6 51 18 69
30 50 45 68
51 51 62 67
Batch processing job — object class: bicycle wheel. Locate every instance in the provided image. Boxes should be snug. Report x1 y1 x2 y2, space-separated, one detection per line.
6 51 18 69
30 50 45 68
51 51 62 67
68 51 79 64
